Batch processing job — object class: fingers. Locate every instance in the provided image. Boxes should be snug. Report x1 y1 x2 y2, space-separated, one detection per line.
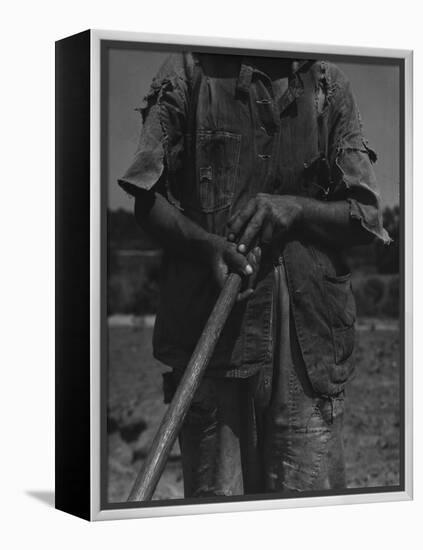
247 246 261 271
236 246 261 302
248 246 261 285
237 210 266 251
246 249 257 283
237 288 254 302
212 237 257 297
248 247 260 283
252 245 262 268
224 244 253 278
214 258 251 290
227 199 257 241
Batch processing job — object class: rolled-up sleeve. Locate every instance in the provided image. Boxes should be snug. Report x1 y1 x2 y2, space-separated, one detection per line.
326 64 392 245
118 53 193 202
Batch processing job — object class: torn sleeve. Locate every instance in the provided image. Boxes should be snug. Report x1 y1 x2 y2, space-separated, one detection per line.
326 65 392 245
117 53 192 203
336 144 392 245
118 103 165 196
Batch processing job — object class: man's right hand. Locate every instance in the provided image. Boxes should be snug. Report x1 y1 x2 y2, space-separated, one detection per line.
207 235 261 302
133 192 261 301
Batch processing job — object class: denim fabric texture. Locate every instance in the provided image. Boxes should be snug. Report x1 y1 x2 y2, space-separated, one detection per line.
163 262 346 495
119 53 390 396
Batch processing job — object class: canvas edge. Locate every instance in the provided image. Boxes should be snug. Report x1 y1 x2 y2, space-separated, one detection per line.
89 29 413 521
403 49 413 501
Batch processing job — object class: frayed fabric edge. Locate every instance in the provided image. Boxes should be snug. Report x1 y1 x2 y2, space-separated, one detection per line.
348 198 393 246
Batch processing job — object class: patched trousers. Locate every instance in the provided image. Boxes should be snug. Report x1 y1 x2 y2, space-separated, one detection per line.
165 261 347 497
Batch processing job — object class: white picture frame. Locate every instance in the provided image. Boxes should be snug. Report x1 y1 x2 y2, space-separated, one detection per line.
55 29 413 521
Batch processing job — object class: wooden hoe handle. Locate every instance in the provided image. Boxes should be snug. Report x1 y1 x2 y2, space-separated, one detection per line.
127 273 242 502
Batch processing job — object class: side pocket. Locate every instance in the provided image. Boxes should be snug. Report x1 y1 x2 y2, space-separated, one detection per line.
195 131 241 212
323 273 356 364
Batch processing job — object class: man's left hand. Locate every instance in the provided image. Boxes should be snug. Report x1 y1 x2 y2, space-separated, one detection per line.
227 194 304 252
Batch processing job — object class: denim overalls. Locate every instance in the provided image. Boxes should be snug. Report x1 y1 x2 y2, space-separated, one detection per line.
119 52 389 494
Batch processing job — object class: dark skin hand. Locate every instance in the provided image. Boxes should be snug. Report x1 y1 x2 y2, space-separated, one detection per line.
133 189 370 301
227 193 371 253
134 191 260 301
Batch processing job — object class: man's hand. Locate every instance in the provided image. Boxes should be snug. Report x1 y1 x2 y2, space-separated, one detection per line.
227 194 304 252
133 192 262 300
208 235 261 302
226 193 369 250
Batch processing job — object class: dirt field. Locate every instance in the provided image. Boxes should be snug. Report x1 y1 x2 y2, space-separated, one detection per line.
107 323 401 503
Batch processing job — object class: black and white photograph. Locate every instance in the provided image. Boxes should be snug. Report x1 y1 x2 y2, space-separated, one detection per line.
4 0 423 543
103 39 405 508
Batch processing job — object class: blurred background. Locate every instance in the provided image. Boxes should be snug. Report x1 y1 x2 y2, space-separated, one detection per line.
105 47 401 503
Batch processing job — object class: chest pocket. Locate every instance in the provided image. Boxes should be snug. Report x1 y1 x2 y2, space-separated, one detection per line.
195 131 241 212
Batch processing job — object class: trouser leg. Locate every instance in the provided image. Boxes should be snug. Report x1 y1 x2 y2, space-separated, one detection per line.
165 370 271 498
176 376 244 497
264 262 347 493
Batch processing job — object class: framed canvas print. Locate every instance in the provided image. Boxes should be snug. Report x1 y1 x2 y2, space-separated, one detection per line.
55 29 413 521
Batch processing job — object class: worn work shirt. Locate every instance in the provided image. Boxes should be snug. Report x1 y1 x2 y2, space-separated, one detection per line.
118 53 390 396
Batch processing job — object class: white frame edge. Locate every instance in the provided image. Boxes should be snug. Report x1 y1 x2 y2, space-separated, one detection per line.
89 29 413 521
